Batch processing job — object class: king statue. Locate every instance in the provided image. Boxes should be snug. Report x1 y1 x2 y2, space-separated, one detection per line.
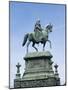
34 19 42 32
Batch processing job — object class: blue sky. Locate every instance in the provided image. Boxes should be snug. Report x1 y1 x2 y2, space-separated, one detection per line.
10 1 66 88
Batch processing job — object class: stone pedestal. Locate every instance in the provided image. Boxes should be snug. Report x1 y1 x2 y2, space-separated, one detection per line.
14 51 60 88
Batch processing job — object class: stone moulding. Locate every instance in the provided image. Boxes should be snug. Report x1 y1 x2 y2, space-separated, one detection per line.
14 51 60 88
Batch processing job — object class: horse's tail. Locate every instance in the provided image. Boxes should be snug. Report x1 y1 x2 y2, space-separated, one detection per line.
22 33 29 46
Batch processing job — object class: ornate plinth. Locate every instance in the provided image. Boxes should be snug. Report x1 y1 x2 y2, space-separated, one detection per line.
14 51 60 88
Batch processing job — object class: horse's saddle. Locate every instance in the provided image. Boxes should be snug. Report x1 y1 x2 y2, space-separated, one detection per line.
34 30 43 42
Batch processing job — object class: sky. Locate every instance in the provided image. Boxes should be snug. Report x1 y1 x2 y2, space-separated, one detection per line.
9 1 66 88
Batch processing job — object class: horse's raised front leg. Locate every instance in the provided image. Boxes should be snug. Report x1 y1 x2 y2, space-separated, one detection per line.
47 40 52 48
32 42 38 51
27 41 30 53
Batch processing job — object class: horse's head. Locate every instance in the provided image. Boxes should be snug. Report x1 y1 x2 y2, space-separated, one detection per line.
46 23 53 33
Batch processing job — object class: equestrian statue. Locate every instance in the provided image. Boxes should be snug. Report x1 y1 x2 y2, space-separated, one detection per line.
22 19 53 53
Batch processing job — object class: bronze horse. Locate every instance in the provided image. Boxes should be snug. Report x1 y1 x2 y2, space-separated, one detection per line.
22 24 53 53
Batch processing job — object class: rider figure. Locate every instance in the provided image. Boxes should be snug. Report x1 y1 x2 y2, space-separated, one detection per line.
34 19 42 32
34 19 43 42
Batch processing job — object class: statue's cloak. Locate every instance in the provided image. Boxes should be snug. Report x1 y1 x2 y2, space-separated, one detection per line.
31 29 48 43
34 30 43 42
